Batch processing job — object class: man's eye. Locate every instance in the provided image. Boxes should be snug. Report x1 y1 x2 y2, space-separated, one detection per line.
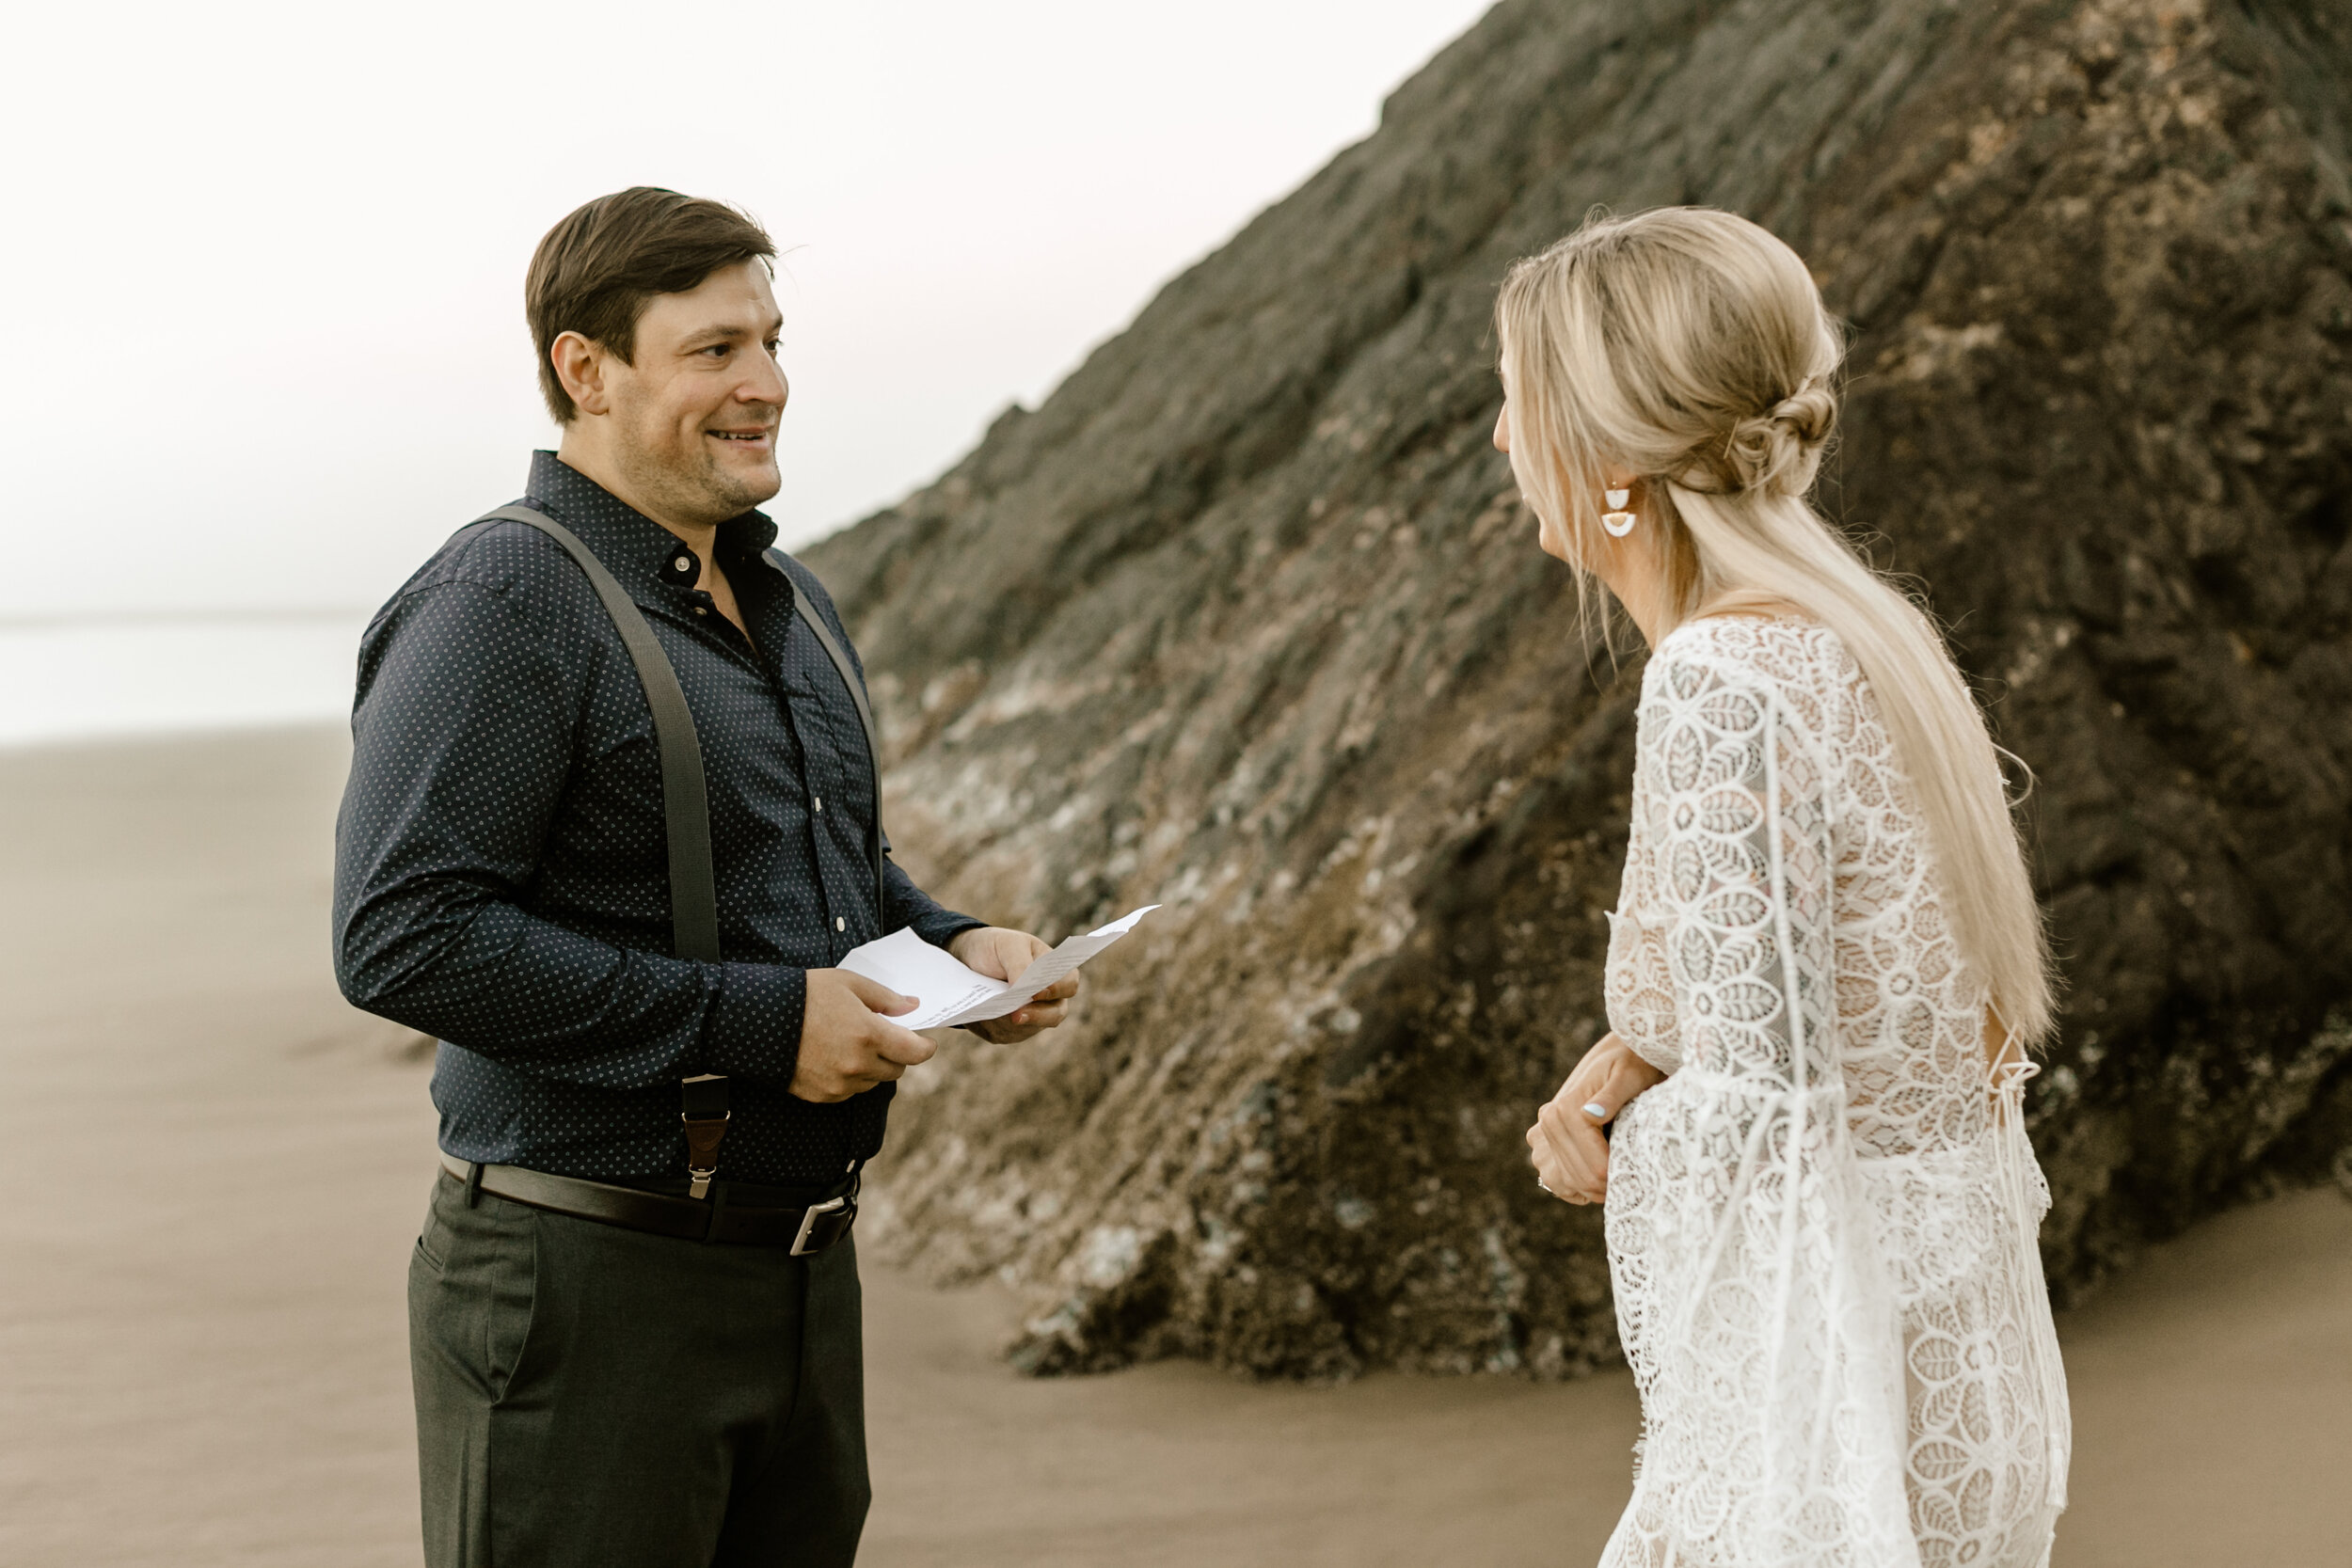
704 344 730 358
765 340 782 357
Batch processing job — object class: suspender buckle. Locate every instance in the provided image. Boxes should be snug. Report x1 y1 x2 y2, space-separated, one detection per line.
681 1073 731 1199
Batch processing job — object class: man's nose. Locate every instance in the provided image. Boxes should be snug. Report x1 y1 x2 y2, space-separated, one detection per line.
739 354 788 409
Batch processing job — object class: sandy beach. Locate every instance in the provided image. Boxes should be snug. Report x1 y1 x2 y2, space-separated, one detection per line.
1 725 2344 1568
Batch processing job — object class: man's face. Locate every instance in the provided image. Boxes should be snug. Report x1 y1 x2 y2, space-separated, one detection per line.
597 260 788 527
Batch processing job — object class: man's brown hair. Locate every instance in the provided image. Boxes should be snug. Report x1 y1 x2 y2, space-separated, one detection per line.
525 187 776 422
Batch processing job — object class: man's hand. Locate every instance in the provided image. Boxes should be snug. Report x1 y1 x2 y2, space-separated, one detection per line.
1527 1031 1667 1205
792 970 935 1102
948 927 1080 1044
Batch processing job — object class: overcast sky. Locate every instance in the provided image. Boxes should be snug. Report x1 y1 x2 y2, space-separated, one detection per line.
1 1 1494 621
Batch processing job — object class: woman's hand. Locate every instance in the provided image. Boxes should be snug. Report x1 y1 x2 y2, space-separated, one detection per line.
1527 1032 1667 1205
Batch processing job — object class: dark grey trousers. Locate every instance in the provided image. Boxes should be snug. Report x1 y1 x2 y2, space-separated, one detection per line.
408 1173 869 1567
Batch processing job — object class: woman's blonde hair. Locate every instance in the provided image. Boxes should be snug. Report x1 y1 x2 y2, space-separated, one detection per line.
1496 207 2053 1045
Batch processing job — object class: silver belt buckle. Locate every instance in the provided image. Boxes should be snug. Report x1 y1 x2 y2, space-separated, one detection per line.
788 1195 850 1257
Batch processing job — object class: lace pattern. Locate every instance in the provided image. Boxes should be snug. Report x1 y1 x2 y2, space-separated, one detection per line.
1597 618 2068 1568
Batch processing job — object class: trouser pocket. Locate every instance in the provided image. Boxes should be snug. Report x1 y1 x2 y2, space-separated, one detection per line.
409 1178 539 1568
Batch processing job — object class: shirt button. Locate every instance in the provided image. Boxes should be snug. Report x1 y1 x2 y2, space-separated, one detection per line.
834 917 846 932
694 607 707 616
813 796 823 812
674 556 692 572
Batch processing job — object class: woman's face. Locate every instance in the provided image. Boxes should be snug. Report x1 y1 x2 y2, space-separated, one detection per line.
1493 402 1574 563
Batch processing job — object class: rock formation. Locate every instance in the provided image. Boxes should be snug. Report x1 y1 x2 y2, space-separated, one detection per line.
803 0 2352 1378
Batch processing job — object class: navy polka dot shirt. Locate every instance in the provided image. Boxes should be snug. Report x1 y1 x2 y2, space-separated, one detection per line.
333 452 982 1186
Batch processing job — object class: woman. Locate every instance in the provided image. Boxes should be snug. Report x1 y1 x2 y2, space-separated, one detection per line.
1505 209 2070 1567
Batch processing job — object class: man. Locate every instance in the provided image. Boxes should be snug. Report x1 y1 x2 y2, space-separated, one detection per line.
334 186 1075 1566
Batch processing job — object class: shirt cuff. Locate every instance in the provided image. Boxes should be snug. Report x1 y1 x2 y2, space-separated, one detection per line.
912 910 988 951
702 962 808 1082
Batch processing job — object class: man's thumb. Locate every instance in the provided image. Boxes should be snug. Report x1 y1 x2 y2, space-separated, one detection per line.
842 972 917 1016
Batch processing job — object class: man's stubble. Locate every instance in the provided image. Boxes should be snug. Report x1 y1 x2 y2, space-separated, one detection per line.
611 417 782 532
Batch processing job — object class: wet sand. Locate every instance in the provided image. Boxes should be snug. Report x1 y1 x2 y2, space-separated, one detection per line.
0 726 2344 1567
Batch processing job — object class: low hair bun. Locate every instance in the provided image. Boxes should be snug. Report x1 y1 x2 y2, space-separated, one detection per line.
1678 378 1838 498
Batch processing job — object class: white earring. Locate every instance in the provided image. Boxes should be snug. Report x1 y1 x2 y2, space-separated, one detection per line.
1601 486 1638 537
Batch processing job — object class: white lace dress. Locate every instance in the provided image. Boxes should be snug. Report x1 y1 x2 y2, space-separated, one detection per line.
1597 617 2070 1568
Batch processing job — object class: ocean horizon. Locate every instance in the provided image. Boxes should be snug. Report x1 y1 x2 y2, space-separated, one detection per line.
0 610 374 750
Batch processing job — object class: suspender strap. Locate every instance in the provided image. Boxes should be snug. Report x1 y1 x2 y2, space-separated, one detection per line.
478 505 722 963
472 505 732 1191
770 547 888 915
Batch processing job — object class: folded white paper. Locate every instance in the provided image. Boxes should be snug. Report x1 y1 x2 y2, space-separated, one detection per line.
836 906 1159 1031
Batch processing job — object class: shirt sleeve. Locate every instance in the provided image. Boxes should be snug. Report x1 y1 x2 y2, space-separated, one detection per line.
1602 645 1916 1562
332 579 804 1089
883 838 987 950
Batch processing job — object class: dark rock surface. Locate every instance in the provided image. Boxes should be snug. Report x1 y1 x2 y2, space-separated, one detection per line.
804 0 2352 1378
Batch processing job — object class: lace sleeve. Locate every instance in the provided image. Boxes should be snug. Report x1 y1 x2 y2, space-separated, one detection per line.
1604 642 1917 1564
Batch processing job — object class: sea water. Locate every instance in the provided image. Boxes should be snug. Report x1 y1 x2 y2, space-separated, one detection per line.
0 612 373 748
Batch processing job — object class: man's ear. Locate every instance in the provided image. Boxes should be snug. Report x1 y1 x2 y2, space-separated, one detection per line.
551 331 612 418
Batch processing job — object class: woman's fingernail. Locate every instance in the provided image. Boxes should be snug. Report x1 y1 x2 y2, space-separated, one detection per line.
1581 1101 1609 1120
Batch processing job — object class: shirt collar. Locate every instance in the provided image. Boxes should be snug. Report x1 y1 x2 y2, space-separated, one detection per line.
523 451 780 589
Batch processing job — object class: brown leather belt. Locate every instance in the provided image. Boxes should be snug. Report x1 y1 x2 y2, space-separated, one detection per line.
439 1155 855 1252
